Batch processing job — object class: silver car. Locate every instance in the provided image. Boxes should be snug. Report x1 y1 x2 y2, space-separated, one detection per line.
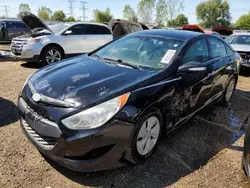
225 33 250 68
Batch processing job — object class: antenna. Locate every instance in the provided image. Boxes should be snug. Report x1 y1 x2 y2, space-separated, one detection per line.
80 1 87 21
68 0 75 17
2 5 10 18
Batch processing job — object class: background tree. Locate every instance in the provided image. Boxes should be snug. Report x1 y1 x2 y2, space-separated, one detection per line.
123 5 138 22
65 16 76 22
19 3 31 13
137 0 155 24
93 8 113 23
235 12 250 30
51 10 66 21
155 0 168 26
167 14 188 27
38 6 52 21
165 0 184 21
196 0 231 28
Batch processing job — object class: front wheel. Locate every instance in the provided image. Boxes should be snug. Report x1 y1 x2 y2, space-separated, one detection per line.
129 108 163 164
41 46 63 66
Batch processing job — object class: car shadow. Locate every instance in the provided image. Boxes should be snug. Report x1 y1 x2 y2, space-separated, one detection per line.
0 97 19 127
20 62 43 69
43 88 250 187
240 67 250 77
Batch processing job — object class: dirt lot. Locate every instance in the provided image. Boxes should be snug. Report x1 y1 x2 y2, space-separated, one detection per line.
1 56 250 187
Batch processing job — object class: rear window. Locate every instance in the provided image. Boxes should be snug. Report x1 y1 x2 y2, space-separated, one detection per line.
225 35 250 45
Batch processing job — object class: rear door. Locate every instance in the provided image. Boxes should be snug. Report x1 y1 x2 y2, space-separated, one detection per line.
206 36 232 97
84 24 112 51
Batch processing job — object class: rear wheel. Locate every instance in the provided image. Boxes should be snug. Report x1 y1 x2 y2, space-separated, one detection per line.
41 46 63 66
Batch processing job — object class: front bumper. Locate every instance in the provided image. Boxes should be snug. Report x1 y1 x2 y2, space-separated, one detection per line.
18 97 134 171
11 41 43 62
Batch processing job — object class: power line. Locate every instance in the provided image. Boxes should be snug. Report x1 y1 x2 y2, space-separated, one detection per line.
2 5 10 18
68 0 75 17
80 1 87 21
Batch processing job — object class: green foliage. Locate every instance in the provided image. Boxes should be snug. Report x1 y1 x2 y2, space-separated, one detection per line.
38 6 52 21
155 0 167 25
196 0 231 28
65 16 76 22
236 12 250 30
93 8 113 23
19 3 31 13
137 0 155 24
51 10 66 21
167 14 188 27
123 5 138 22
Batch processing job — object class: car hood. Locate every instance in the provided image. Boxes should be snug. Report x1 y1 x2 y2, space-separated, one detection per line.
231 44 250 52
18 11 53 33
28 55 157 108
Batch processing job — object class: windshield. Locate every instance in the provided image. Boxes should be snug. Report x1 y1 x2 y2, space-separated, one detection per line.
225 35 250 45
49 23 71 34
94 35 183 70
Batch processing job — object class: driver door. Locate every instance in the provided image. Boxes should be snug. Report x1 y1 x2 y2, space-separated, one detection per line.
60 24 88 54
174 37 213 124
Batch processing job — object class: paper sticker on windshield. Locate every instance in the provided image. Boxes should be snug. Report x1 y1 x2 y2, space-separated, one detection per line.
161 50 176 64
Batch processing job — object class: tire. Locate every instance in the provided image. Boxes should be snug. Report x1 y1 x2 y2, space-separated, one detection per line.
129 108 163 164
41 46 63 66
221 76 237 106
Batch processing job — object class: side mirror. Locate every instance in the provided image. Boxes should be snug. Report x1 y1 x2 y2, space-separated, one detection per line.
63 30 73 35
178 61 207 73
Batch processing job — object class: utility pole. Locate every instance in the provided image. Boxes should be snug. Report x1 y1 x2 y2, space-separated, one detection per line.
2 5 10 18
80 1 87 21
68 0 75 17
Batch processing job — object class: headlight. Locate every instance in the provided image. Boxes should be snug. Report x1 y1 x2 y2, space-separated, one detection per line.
27 38 41 44
62 93 130 130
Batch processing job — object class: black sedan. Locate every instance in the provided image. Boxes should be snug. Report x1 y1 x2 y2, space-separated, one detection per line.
18 29 241 171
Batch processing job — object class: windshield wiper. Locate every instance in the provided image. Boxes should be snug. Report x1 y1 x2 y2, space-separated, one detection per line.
101 57 141 70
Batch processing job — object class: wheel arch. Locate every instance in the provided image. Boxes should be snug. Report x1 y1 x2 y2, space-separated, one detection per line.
40 43 65 60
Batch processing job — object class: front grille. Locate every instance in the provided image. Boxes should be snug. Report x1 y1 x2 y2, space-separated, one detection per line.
238 51 250 63
22 118 59 150
11 39 28 55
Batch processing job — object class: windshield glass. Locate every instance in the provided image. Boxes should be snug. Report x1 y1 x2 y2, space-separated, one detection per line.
49 23 71 33
225 35 250 45
94 35 184 70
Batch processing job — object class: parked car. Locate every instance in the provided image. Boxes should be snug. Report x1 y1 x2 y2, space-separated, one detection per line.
225 33 250 69
180 24 221 38
11 12 112 65
212 26 233 39
18 29 241 171
243 114 250 178
0 19 30 41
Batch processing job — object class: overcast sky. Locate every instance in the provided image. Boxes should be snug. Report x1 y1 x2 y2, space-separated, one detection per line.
1 0 250 23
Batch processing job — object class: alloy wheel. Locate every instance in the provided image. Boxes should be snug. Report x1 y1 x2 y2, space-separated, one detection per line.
136 116 160 156
225 79 235 102
46 49 62 64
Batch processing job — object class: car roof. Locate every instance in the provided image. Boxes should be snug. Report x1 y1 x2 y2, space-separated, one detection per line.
231 32 250 36
65 22 109 27
132 29 202 40
0 19 22 22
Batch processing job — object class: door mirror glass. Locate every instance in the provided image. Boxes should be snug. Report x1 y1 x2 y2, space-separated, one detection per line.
178 61 207 73
64 30 73 35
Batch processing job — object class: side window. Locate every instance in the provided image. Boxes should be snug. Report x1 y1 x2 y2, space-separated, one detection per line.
15 22 29 29
208 38 227 59
69 24 86 35
225 44 234 55
6 22 14 29
182 38 209 65
85 24 111 35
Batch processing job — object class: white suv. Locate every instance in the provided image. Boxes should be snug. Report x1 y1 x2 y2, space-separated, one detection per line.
11 12 112 65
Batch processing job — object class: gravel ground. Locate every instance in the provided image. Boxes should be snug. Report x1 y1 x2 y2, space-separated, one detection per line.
1 58 250 188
